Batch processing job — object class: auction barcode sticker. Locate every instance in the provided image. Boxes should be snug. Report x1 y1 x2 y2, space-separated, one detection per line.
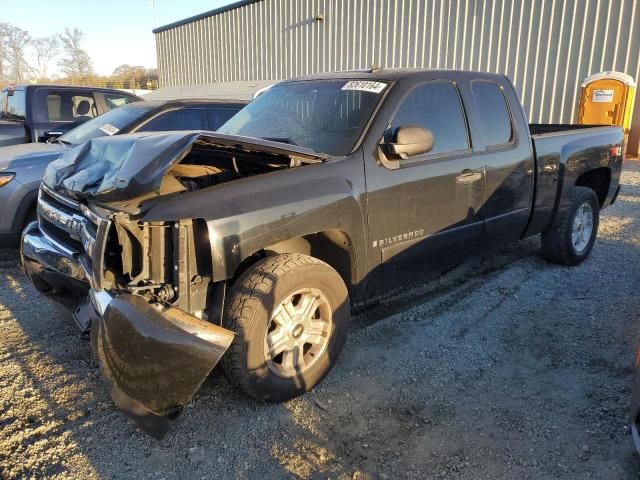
342 81 387 94
99 124 120 136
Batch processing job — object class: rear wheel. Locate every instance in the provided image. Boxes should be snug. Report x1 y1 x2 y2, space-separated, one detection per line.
541 186 600 265
221 253 350 402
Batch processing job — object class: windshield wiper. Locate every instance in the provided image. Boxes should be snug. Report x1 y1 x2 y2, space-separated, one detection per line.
261 137 299 146
259 136 329 158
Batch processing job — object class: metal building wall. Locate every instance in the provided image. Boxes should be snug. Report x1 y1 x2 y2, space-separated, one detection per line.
154 0 640 126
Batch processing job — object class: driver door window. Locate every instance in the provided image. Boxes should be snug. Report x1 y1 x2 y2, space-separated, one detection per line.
387 81 470 157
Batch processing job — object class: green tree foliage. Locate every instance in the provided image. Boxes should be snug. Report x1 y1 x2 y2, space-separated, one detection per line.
110 64 159 89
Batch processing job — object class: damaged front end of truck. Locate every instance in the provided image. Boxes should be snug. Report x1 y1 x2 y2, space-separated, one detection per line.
21 131 326 438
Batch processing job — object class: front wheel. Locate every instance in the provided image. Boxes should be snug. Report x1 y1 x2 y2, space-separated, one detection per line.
541 186 600 266
221 253 350 402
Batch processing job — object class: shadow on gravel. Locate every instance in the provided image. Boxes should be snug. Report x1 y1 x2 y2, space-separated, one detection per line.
0 252 342 479
0 263 102 478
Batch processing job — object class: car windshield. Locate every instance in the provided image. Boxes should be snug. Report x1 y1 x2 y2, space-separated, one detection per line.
58 105 153 145
218 80 387 156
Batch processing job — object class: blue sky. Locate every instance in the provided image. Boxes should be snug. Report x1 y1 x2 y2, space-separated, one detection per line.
3 0 235 76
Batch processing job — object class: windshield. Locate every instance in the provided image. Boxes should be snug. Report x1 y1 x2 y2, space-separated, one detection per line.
58 105 153 145
218 80 387 156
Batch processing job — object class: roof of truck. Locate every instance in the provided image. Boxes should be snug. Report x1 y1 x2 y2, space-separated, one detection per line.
283 68 506 83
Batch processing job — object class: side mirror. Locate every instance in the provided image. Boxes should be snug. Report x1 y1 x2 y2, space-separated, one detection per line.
42 130 65 143
387 125 434 159
44 130 64 139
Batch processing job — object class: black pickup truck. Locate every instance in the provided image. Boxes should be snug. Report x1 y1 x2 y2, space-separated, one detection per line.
0 84 140 146
21 69 624 438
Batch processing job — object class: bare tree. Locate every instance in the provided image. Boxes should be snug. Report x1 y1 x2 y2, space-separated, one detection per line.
0 23 12 82
4 25 32 83
57 28 93 82
32 35 59 81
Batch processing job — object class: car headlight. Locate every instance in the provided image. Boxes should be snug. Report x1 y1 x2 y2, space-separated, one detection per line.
0 173 15 188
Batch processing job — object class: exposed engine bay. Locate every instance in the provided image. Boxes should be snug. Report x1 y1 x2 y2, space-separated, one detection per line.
161 141 294 194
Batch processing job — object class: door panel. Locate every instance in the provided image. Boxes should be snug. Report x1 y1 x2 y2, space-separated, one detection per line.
364 80 486 293
0 121 26 146
466 79 535 245
483 152 534 243
366 152 485 293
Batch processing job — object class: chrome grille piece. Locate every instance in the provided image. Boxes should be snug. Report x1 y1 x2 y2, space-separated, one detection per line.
36 185 111 290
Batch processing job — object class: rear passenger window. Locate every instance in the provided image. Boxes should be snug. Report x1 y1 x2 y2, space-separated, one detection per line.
387 81 469 156
206 107 240 130
103 93 138 110
471 81 513 146
139 108 204 132
46 92 97 121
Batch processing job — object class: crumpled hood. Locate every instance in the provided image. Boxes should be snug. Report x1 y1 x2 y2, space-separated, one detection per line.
42 131 327 203
0 142 68 172
43 132 199 202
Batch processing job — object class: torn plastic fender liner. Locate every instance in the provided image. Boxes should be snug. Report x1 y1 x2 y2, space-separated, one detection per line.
90 293 234 439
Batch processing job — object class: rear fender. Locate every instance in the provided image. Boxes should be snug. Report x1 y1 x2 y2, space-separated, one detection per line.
560 128 624 198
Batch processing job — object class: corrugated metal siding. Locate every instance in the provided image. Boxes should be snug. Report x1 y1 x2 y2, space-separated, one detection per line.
154 0 640 125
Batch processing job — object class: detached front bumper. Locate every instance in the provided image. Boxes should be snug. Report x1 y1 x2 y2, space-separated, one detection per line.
22 220 235 439
89 292 234 438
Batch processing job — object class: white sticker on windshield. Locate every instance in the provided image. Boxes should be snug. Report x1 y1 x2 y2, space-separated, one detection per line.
342 81 387 94
99 124 119 136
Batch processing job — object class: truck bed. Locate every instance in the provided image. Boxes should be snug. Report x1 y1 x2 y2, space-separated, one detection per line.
525 124 624 237
529 123 604 136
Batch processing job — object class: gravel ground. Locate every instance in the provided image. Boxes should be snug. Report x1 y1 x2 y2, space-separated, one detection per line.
1 161 640 479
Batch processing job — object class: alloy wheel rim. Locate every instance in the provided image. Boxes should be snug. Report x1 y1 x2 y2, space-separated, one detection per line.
571 202 594 254
264 288 333 378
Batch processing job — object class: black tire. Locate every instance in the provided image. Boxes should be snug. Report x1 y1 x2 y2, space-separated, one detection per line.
220 253 350 402
541 186 600 266
22 207 37 231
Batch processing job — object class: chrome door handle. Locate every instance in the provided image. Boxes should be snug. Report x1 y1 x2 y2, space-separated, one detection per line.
455 171 482 184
